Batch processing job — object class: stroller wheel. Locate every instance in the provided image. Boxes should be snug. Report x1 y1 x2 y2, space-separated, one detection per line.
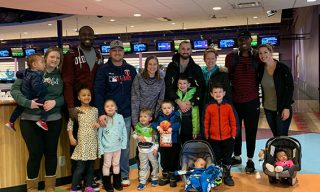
268 176 277 184
288 176 297 186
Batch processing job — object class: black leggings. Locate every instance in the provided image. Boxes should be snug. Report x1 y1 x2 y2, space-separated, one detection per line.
20 119 62 179
71 160 95 190
233 98 260 158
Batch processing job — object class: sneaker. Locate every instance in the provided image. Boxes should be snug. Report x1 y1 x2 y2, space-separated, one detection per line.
121 177 130 187
223 175 235 186
91 180 100 191
5 122 16 132
231 156 242 166
75 184 82 192
36 120 48 131
245 160 255 173
84 187 95 192
137 183 146 190
159 177 170 186
151 180 158 187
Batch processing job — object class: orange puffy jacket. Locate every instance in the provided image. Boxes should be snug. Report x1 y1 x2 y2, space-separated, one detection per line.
204 101 236 140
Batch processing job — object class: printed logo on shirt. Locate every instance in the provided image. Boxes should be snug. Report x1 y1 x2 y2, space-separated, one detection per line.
108 69 132 83
43 77 59 85
74 56 87 65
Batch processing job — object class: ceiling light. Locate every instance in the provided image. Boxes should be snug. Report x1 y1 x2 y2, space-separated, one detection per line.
266 10 277 17
307 0 316 2
130 25 134 28
0 39 3 41
253 16 258 19
134 13 141 17
95 0 102 2
48 23 52 26
110 19 115 22
256 23 260 24
74 28 78 31
23 32 28 35
171 22 176 25
212 7 222 11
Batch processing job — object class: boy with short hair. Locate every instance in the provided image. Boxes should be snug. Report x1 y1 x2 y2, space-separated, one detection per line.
204 83 237 186
132 108 159 191
176 75 200 144
5 53 49 131
152 100 181 187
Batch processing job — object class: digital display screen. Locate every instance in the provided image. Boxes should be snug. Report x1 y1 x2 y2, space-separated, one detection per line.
100 45 110 53
123 42 132 53
133 43 147 52
219 39 236 48
24 48 36 56
193 40 208 49
251 34 258 47
63 44 70 54
0 49 10 57
156 41 172 51
261 36 279 46
10 47 24 57
0 70 16 81
174 39 190 51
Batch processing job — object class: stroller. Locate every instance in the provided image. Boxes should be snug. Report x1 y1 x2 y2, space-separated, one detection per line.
261 136 302 186
178 140 222 192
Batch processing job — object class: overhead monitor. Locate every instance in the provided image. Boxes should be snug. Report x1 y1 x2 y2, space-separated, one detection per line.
123 42 132 53
218 39 236 48
133 43 148 52
260 36 279 46
0 49 11 57
193 40 208 49
251 34 258 47
173 39 190 51
24 48 36 56
63 44 70 54
10 47 25 57
156 41 173 51
100 45 110 54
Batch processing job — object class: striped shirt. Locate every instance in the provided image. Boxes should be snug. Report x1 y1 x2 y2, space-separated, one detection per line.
225 53 259 103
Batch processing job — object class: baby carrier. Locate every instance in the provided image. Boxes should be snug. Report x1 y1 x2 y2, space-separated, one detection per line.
261 136 302 186
179 140 222 192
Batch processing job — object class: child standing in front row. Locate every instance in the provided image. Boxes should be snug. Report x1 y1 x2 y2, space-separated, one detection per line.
204 83 237 186
98 99 127 192
176 75 200 144
68 85 100 192
132 108 159 191
152 100 181 188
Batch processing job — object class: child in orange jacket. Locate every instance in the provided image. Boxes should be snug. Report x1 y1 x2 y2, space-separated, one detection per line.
204 83 237 186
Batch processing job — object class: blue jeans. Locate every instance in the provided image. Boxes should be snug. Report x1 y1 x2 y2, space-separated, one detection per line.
264 107 292 137
120 116 131 179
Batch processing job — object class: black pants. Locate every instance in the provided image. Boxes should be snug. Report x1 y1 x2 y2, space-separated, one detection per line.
264 107 292 137
233 98 260 158
71 160 95 190
160 143 181 172
10 102 48 123
20 119 62 179
208 138 235 166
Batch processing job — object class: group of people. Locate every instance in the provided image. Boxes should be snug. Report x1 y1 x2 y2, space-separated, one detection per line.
6 25 294 192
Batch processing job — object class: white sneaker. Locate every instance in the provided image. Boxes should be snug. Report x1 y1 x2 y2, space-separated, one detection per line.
266 163 275 172
121 178 130 187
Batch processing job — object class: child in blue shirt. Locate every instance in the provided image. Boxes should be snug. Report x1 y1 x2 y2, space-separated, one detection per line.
152 100 181 188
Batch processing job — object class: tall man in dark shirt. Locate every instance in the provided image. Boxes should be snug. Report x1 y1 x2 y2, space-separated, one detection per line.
225 31 261 173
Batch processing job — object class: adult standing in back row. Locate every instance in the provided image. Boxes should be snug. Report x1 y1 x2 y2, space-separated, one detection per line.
165 40 205 117
94 40 137 187
62 25 102 191
225 31 262 173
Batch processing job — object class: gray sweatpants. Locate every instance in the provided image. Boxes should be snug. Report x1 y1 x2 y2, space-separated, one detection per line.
138 152 159 184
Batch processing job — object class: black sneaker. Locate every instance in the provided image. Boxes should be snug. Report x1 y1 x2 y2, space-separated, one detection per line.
231 156 242 166
223 175 235 186
76 184 82 192
159 177 170 186
245 160 255 173
91 179 100 191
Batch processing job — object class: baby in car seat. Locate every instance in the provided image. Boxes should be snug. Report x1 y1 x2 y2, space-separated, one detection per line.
266 150 294 173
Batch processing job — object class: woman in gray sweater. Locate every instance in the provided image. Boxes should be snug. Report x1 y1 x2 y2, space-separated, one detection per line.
131 55 165 126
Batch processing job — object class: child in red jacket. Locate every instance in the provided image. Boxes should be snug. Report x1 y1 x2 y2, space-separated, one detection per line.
204 83 237 186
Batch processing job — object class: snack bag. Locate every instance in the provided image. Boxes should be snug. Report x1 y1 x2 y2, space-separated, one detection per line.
159 120 172 147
